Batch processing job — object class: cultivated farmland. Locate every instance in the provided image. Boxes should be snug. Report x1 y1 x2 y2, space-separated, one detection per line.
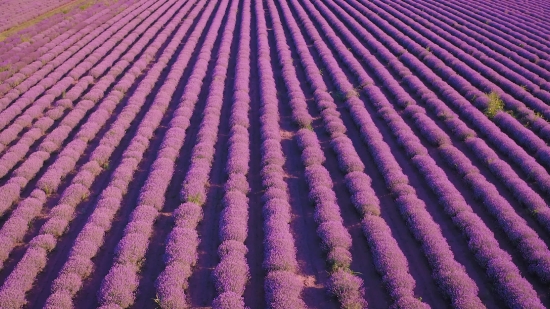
0 0 549 308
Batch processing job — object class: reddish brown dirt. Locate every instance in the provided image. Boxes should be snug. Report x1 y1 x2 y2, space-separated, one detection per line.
242 3 266 307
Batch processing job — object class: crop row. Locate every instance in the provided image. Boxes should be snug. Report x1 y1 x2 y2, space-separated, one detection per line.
0 2 122 85
211 0 251 307
0 0 172 188
0 0 549 308
42 0 205 307
0 0 164 274
0 0 149 113
304 0 547 306
0 0 203 306
0 0 73 32
324 0 550 282
254 0 307 307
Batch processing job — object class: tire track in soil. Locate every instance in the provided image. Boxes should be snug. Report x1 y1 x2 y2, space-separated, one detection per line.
243 5 266 307
265 1 337 307
186 0 241 306
295 0 453 307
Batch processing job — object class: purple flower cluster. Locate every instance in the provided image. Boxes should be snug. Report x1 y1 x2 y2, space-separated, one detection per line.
298 0 497 307
152 0 239 308
97 0 235 307
312 0 544 307
254 0 305 308
212 0 251 308
278 0 433 307
0 0 184 276
323 0 550 285
0 0 155 125
0 0 208 307
355 0 550 191
265 0 367 307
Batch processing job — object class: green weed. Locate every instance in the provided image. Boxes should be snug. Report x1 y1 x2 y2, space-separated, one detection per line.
484 91 504 118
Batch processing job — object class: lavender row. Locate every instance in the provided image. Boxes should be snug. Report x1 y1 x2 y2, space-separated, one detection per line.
0 3 128 104
0 1 196 306
0 4 105 60
0 10 77 56
0 0 153 115
0 6 90 50
334 0 550 248
98 0 235 304
343 0 550 200
368 0 550 126
0 76 91 181
422 0 550 59
474 0 550 25
266 0 368 307
0 8 148 138
414 0 550 66
0 0 171 183
447 0 550 50
0 0 158 128
282 0 434 306
311 0 542 307
43 1 214 307
151 0 238 307
323 0 550 286
254 0 305 307
299 0 490 307
0 2 146 150
0 10 83 73
396 0 550 95
460 0 550 31
0 4 117 85
0 0 73 32
211 0 251 307
0 6 115 94
283 0 434 308
0 0 163 219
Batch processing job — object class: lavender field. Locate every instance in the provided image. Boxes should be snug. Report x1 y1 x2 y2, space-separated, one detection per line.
0 0 549 308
